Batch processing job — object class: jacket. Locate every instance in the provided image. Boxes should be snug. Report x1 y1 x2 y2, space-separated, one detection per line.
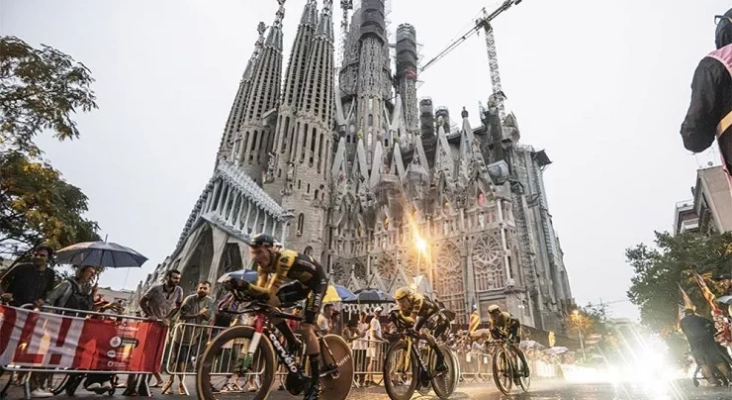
681 44 732 175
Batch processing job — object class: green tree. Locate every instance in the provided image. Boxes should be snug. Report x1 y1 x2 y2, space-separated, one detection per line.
626 231 731 334
0 151 99 257
0 36 97 157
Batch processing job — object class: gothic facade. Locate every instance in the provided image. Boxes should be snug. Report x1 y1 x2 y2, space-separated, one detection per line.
133 0 574 331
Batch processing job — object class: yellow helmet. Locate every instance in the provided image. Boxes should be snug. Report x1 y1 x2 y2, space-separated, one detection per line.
487 304 501 314
394 286 414 301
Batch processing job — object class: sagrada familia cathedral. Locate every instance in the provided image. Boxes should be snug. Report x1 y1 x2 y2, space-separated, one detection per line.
132 0 574 332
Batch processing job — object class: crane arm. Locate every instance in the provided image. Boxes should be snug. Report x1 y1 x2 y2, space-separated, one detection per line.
419 0 523 74
420 25 482 72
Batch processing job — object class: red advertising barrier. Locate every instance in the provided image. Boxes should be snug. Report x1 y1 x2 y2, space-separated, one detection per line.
0 305 167 372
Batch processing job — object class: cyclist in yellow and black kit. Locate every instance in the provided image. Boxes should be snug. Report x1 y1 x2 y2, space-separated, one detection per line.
487 304 529 377
224 233 327 400
393 287 448 373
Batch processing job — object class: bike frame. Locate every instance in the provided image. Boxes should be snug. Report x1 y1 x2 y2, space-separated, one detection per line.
404 334 432 379
240 309 306 380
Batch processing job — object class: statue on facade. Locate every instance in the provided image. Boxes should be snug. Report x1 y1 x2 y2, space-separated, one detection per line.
281 161 295 195
264 151 276 183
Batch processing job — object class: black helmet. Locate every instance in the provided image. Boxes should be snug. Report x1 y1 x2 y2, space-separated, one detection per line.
716 9 732 49
247 233 276 248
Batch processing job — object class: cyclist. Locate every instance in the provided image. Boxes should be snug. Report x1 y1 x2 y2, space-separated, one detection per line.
487 304 529 377
393 286 448 372
224 233 327 400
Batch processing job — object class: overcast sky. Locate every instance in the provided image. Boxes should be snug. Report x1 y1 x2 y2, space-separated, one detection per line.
2 0 726 319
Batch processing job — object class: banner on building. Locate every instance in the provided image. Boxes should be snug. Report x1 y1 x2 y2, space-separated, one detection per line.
0 305 167 372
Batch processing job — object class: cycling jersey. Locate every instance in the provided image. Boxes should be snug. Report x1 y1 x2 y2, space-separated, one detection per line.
398 292 440 322
248 248 326 325
490 311 521 340
249 249 325 295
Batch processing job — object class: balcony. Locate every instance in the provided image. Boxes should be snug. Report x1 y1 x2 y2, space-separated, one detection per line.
680 218 700 233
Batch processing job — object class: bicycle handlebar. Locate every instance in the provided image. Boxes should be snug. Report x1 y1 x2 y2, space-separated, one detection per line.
221 293 303 322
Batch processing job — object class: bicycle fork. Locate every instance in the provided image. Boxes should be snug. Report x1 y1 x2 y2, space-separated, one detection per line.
405 336 432 383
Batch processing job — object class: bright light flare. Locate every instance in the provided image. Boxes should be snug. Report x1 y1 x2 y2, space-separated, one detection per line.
415 236 428 254
563 324 687 398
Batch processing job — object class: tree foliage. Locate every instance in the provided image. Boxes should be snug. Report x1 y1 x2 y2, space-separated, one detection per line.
0 37 100 259
0 151 99 257
0 36 97 157
626 231 731 335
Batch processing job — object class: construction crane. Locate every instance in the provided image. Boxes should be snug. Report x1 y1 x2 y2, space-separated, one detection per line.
336 0 353 87
419 0 523 120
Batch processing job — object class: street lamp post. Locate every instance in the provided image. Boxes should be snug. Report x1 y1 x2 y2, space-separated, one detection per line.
572 310 587 361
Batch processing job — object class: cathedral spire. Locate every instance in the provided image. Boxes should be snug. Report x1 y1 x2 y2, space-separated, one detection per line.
271 0 337 256
216 22 267 165
234 1 286 182
264 0 319 200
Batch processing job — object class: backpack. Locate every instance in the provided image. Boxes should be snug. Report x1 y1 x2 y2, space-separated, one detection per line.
59 278 93 312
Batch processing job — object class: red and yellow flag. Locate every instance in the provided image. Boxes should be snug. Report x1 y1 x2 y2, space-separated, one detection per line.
678 284 695 311
469 310 480 334
692 271 717 309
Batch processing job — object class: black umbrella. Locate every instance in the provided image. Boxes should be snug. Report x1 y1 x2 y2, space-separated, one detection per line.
55 241 148 268
342 288 394 304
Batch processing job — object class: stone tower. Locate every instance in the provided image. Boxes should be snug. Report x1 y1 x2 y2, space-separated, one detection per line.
264 0 336 258
232 1 286 182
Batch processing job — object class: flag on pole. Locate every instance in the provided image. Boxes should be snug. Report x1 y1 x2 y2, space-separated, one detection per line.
678 284 695 311
692 271 717 309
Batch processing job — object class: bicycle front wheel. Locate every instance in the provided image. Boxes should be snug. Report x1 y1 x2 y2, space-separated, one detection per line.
492 346 513 395
513 350 531 392
196 326 276 400
383 339 419 400
319 334 354 400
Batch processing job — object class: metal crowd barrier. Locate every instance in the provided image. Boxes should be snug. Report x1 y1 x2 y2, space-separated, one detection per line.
348 338 391 387
163 322 229 395
0 304 167 400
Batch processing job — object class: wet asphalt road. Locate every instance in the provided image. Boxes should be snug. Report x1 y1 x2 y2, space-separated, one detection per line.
6 380 732 399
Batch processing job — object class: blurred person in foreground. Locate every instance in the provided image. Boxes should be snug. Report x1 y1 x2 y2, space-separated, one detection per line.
681 8 732 179
680 308 731 386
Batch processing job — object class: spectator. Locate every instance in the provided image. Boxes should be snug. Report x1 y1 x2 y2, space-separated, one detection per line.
0 245 55 308
352 312 369 386
318 304 334 335
163 280 213 395
331 309 342 334
0 245 56 398
129 269 183 396
365 307 386 386
46 266 122 392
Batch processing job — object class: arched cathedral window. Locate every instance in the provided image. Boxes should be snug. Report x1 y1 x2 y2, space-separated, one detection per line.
296 213 304 236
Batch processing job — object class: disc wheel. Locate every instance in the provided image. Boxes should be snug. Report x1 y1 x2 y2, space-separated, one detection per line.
383 340 419 400
196 326 276 400
319 334 354 400
443 347 459 396
492 346 513 395
430 345 454 400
